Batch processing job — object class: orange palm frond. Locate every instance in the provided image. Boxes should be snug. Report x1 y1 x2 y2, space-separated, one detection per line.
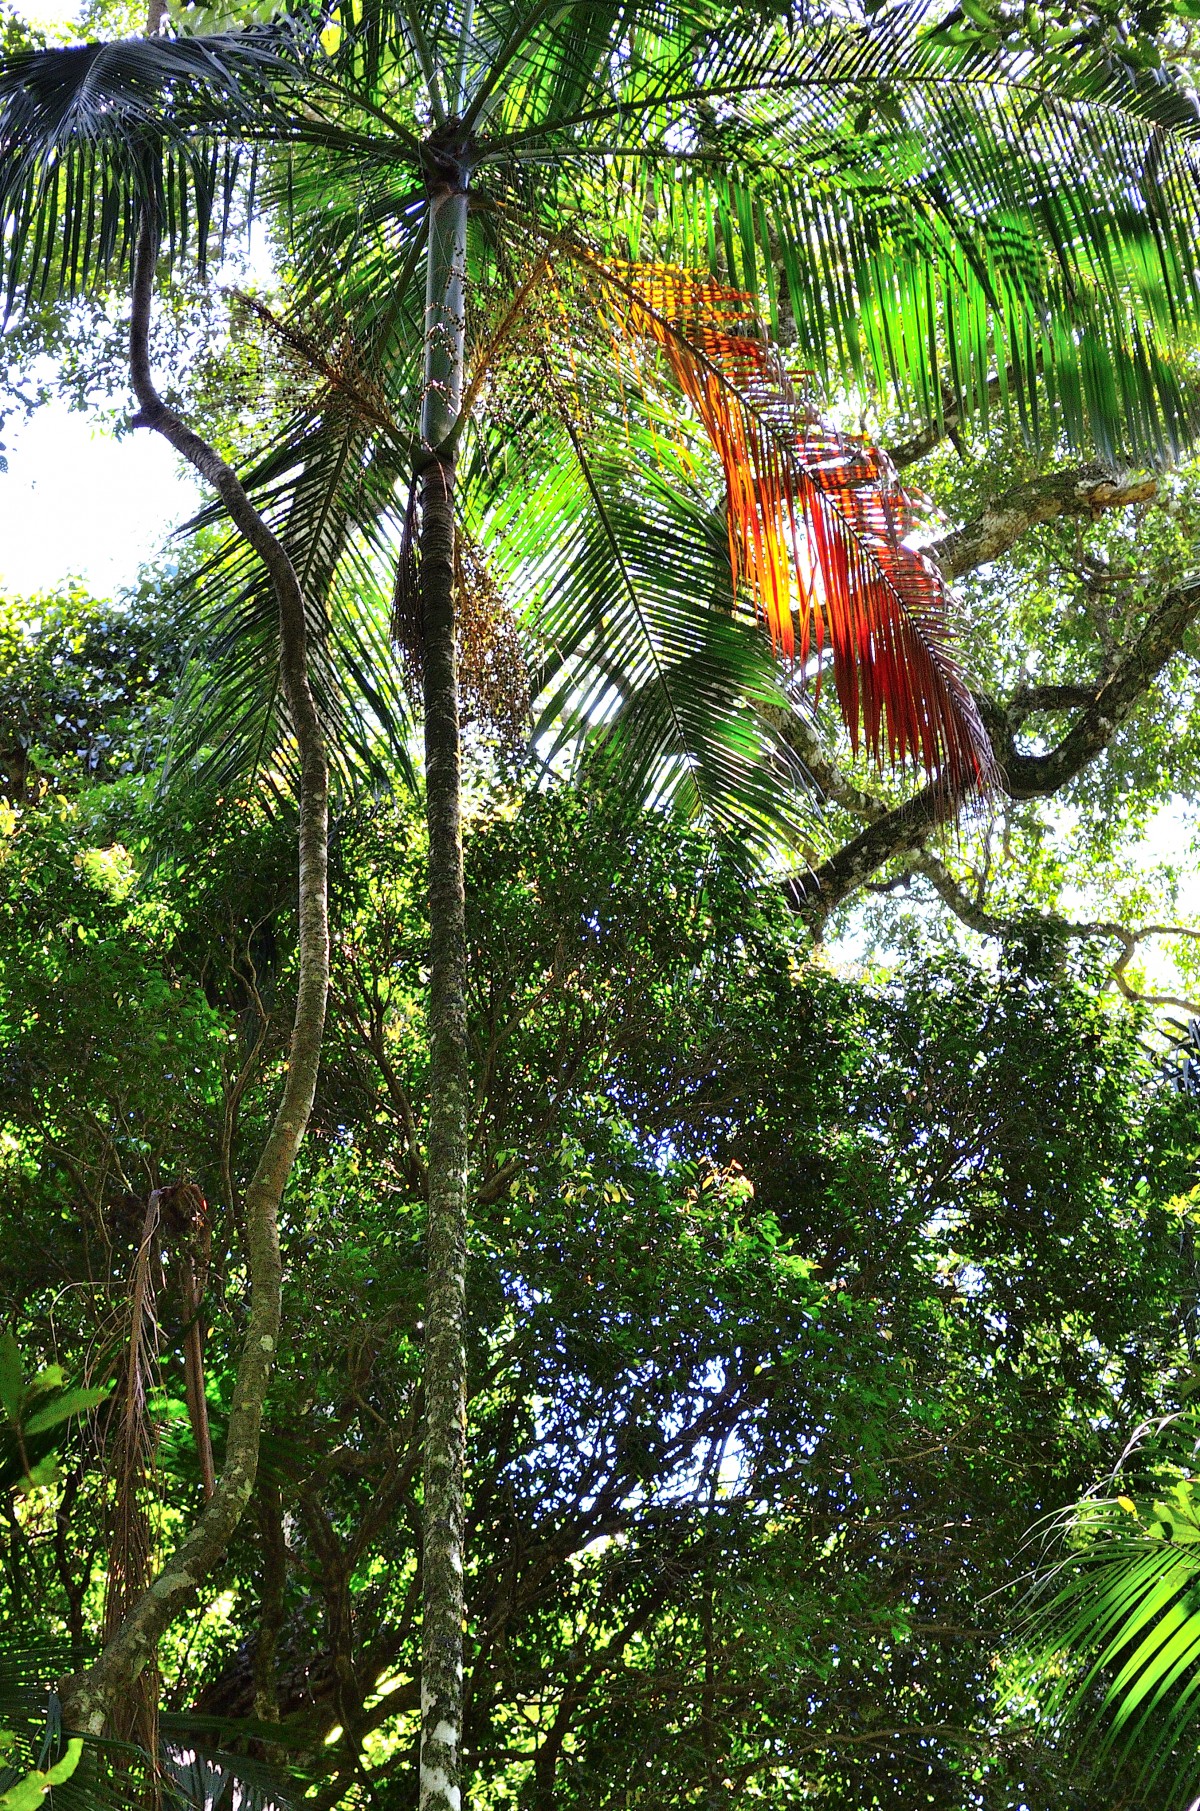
600 261 994 790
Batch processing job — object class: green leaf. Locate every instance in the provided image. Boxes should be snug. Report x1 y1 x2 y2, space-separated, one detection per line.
23 1366 63 1401
0 1739 82 1811
21 1386 107 1438
14 1455 59 1494
0 1336 23 1426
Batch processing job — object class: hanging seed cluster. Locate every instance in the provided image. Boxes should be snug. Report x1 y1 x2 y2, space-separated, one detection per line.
394 528 529 751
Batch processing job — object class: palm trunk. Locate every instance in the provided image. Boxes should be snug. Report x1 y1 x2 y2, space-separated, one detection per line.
61 209 330 1736
418 167 471 1811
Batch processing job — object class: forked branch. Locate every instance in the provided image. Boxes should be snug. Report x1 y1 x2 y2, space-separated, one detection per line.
790 574 1200 915
908 854 1200 1014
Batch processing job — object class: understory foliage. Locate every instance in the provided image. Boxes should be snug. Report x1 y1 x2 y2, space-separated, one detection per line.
2 0 1200 1784
0 604 1196 1807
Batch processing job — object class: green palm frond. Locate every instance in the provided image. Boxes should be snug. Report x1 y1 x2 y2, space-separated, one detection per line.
4 0 1199 822
5 0 1200 456
164 405 415 797
471 417 820 855
0 32 304 301
159 241 431 797
161 1728 308 1811
1009 1414 1200 1804
477 6 1200 458
0 1646 309 1810
314 0 1200 459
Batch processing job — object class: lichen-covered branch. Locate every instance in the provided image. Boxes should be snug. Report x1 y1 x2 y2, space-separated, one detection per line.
930 469 1157 581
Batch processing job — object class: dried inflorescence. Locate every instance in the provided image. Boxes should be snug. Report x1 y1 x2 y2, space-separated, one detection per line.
393 521 530 751
231 289 396 434
453 532 530 748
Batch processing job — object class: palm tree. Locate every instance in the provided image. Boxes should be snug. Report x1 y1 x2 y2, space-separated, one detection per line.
4 4 1200 1803
1007 1412 1200 1806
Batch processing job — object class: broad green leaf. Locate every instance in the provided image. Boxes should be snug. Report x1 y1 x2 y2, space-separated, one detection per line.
21 1387 107 1439
0 1337 23 1426
0 1740 82 1811
23 1366 63 1402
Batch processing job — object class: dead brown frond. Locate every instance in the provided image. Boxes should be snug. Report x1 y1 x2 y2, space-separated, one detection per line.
104 1191 163 1783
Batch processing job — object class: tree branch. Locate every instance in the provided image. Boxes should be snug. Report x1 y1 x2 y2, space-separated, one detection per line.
897 854 1200 1013
61 209 330 1734
931 469 1157 581
886 374 1003 469
789 574 1200 916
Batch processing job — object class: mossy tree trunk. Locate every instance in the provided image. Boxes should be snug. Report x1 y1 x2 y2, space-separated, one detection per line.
417 152 472 1811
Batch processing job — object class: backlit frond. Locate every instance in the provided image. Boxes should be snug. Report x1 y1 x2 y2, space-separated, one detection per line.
600 261 994 789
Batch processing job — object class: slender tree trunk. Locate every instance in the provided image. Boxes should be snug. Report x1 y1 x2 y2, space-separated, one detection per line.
418 164 471 1811
61 209 330 1735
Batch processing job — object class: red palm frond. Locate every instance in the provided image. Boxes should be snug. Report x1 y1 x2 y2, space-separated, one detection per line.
600 262 994 789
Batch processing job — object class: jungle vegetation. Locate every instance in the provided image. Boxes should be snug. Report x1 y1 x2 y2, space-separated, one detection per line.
3 0 1200 1802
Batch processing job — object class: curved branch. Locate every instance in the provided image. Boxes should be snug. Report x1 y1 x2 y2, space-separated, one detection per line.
932 469 1157 580
61 210 330 1733
887 375 1004 468
889 853 1200 1014
789 574 1200 914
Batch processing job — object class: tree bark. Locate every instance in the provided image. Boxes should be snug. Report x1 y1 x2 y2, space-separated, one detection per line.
788 573 1200 915
930 468 1156 580
418 166 471 1811
252 1477 287 1728
60 210 329 1734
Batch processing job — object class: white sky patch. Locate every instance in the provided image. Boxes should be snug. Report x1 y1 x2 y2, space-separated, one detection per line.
0 401 201 595
15 0 83 35
0 0 273 600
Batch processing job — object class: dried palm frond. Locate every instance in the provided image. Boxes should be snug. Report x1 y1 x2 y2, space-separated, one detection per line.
597 261 995 790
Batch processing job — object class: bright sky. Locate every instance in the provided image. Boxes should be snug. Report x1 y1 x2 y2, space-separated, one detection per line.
0 401 201 595
18 0 82 31
0 0 205 595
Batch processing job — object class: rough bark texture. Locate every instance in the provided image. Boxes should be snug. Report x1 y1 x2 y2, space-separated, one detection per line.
60 212 330 1734
418 169 471 1811
252 1477 288 1726
930 468 1156 580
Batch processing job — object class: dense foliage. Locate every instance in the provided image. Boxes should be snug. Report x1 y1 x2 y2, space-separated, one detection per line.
2 599 1199 1803
4 0 1200 1797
